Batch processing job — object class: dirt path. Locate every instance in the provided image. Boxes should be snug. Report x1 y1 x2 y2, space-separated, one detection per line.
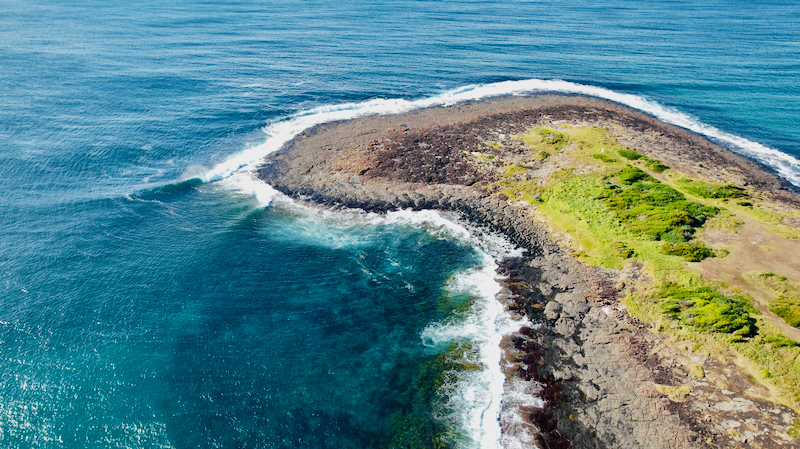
698 212 800 342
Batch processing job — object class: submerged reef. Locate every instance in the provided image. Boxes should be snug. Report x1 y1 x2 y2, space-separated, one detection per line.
258 94 800 448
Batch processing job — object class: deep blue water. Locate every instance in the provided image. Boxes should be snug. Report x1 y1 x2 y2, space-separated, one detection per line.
2 1 800 447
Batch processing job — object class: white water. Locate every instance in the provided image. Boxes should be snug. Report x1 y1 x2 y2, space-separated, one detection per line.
209 80 800 448
419 251 522 449
209 79 800 207
257 201 525 449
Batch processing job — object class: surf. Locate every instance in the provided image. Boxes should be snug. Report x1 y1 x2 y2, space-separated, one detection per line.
204 79 800 209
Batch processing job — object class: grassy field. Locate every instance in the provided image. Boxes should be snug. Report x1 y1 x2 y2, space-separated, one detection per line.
485 124 800 410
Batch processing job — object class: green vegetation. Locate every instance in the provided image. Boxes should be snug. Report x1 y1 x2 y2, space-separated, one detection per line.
662 242 714 262
618 148 645 161
618 148 670 173
790 418 800 439
387 342 479 449
659 283 757 336
483 124 800 411
612 241 634 258
596 166 717 260
770 299 800 328
745 272 800 329
677 179 748 199
513 127 569 153
591 153 617 163
689 364 705 379
704 209 744 233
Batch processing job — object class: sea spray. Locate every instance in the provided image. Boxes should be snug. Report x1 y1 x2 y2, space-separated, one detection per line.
210 79 800 447
207 79 800 206
244 200 528 448
420 251 523 449
375 210 527 449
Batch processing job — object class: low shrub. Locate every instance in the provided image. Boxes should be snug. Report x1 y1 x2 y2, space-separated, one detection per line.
645 160 670 173
598 167 718 242
592 153 617 163
761 334 799 348
662 242 714 262
769 297 800 328
617 166 654 185
659 283 757 336
612 242 634 258
678 179 748 199
618 148 645 160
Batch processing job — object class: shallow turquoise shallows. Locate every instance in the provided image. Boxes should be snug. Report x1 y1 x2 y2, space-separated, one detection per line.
1 1 799 447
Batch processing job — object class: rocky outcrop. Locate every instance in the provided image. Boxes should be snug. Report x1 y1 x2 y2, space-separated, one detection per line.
257 94 800 448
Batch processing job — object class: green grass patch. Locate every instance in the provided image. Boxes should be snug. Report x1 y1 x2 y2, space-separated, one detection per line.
769 299 800 328
612 242 635 258
677 179 748 199
662 242 714 262
659 283 757 336
646 160 670 173
500 163 526 178
745 272 800 329
616 165 655 185
704 209 744 233
512 127 569 153
533 174 691 274
591 153 617 163
489 125 800 410
599 167 718 246
618 148 669 172
619 148 645 161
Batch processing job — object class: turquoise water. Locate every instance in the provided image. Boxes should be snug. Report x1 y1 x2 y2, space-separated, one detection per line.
2 1 800 447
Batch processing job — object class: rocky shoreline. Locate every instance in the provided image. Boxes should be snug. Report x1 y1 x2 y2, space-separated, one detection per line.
258 94 800 448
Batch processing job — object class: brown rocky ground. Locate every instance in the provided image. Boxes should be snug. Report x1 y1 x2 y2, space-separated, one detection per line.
257 94 800 448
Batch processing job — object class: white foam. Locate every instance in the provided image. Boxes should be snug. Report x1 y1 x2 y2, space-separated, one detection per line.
260 203 525 448
207 79 800 203
380 209 473 243
217 170 279 207
421 249 526 449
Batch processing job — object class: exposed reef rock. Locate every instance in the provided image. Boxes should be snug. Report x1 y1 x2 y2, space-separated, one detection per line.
258 94 800 448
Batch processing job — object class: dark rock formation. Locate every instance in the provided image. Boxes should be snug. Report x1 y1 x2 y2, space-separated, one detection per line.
257 94 800 448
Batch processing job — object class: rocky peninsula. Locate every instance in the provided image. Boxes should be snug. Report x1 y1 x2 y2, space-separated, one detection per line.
258 94 800 448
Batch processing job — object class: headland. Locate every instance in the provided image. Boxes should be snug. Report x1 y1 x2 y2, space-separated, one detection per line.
258 94 800 448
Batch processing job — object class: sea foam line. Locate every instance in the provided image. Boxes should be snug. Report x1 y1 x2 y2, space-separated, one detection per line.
383 211 524 449
208 78 800 206
420 249 525 449
263 201 525 448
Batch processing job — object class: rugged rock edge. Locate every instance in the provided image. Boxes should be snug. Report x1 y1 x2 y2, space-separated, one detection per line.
257 94 800 448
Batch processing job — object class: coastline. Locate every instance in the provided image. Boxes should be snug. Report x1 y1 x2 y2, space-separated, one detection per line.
256 94 800 448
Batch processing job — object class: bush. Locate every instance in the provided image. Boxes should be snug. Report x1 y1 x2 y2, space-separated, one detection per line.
763 334 799 348
769 297 800 328
612 242 634 258
646 160 670 173
618 148 645 160
598 168 718 242
678 179 748 199
592 153 617 163
662 242 714 262
617 166 654 185
659 283 757 336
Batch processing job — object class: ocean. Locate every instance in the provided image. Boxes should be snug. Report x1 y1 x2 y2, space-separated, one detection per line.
1 1 799 447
